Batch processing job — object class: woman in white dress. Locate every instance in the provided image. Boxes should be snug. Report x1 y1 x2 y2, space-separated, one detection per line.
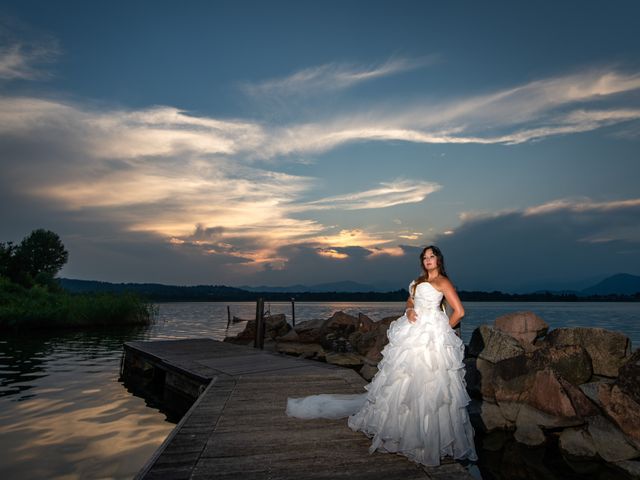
287 245 477 467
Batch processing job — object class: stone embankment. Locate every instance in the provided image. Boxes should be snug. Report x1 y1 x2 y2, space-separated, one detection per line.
225 310 640 475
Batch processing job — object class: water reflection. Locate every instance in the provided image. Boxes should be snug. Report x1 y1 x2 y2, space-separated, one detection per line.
0 328 174 479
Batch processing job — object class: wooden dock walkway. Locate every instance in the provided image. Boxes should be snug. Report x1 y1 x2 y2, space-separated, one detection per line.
123 339 475 480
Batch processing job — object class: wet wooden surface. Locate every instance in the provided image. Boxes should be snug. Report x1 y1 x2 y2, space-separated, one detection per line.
127 339 474 479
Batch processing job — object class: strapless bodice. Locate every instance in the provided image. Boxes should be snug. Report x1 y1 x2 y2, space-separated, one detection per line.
411 281 444 311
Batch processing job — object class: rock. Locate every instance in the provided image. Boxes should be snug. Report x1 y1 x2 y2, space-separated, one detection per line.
587 415 640 462
514 422 546 446
579 380 614 408
324 352 364 367
613 460 640 478
464 356 496 400
494 344 592 386
468 325 525 363
557 377 600 418
494 311 548 345
224 319 256 343
477 401 513 432
497 402 522 423
516 403 583 429
598 384 640 449
495 369 590 429
617 349 640 405
353 330 378 356
319 311 361 352
559 427 598 458
225 313 290 343
526 369 585 420
535 345 593 385
293 318 325 343
321 311 360 335
264 313 291 339
360 316 396 364
276 328 299 342
275 341 325 359
544 327 632 377
359 361 379 381
357 313 375 332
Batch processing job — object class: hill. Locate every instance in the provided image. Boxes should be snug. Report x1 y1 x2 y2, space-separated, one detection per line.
581 273 640 296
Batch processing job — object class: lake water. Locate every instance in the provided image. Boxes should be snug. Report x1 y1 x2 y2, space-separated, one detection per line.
1 301 638 479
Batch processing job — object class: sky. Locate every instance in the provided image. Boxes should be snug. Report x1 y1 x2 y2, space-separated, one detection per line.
0 0 639 292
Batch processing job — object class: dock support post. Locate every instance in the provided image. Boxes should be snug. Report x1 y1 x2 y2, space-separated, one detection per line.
254 298 265 349
226 305 231 328
291 297 295 327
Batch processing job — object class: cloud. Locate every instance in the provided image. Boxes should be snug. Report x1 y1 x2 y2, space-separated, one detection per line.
436 197 640 291
299 180 442 211
0 18 59 81
242 56 436 98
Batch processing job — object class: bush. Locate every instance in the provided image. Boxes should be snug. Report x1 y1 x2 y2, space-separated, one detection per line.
0 276 155 330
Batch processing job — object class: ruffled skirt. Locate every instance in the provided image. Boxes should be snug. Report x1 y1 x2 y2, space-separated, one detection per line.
347 309 477 466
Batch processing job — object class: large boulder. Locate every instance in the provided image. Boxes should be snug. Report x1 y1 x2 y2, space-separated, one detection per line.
292 318 325 343
476 400 513 432
464 356 496 400
264 313 291 339
598 383 640 449
493 344 593 386
616 349 640 405
525 369 587 421
514 421 546 447
361 316 396 364
319 311 361 351
468 325 525 363
494 369 595 430
357 313 375 332
544 327 632 377
559 427 598 458
494 311 548 345
587 415 640 462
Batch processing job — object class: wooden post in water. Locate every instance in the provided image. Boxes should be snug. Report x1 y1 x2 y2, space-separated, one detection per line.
254 298 265 349
226 305 231 328
291 297 295 327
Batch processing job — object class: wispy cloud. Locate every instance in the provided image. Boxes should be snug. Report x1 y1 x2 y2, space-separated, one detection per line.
0 40 58 81
298 180 441 211
242 55 436 98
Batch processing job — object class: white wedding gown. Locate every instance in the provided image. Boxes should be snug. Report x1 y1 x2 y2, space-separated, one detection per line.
286 281 478 467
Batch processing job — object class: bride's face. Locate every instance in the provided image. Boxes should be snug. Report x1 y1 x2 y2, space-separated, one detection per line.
422 249 438 271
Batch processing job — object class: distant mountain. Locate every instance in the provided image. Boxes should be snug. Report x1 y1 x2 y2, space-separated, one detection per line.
581 273 640 296
238 280 385 293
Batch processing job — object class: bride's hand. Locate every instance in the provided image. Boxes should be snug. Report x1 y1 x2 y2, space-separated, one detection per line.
406 308 417 323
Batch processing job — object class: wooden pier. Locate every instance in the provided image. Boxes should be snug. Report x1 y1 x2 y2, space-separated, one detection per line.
122 339 474 479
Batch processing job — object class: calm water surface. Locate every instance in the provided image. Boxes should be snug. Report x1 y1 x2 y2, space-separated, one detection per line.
0 301 638 479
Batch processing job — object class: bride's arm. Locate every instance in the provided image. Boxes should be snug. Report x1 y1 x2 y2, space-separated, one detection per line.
440 278 465 328
405 295 417 323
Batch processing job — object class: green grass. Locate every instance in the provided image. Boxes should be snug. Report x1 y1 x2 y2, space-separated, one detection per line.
0 277 156 330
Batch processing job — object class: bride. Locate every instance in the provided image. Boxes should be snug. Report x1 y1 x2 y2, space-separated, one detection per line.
286 245 478 467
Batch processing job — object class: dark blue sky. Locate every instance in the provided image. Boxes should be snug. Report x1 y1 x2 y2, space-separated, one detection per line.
1 0 639 291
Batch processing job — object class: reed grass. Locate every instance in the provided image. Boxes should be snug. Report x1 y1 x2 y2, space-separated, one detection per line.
0 277 155 330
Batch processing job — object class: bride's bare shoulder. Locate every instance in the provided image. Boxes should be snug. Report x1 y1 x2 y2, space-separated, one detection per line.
432 276 454 291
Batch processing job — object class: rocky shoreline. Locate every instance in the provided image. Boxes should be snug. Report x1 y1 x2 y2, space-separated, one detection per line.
225 310 640 477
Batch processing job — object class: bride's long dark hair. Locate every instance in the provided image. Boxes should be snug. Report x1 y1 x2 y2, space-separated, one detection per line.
411 245 448 296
